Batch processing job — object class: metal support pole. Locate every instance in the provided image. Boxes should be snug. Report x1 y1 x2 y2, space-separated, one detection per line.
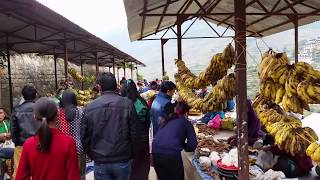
235 0 249 179
177 16 183 60
95 52 99 76
54 55 58 90
63 41 68 83
80 56 84 90
294 17 298 63
112 57 116 75
109 66 111 72
6 41 13 111
123 60 126 78
161 39 168 76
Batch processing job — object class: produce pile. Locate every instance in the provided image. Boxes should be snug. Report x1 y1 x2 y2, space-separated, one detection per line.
197 124 216 136
253 50 320 156
196 138 230 153
195 123 231 177
68 68 96 84
72 89 94 106
174 44 236 113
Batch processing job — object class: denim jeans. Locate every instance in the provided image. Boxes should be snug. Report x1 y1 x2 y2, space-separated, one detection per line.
0 148 14 159
94 160 132 180
0 148 14 180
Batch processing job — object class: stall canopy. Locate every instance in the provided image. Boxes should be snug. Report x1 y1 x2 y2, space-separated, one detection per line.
0 0 145 66
124 0 320 41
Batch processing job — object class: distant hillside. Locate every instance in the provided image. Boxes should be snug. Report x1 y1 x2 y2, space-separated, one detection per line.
103 21 320 98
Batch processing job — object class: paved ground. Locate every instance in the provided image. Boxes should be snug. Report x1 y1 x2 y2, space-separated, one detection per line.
86 167 157 180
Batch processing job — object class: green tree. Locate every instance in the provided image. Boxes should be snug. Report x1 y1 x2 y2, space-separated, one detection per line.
137 73 144 80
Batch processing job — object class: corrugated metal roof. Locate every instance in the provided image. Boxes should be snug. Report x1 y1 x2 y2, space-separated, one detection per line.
123 0 320 41
0 0 145 66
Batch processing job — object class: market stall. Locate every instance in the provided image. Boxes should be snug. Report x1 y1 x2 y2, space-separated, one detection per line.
123 0 320 179
0 0 145 111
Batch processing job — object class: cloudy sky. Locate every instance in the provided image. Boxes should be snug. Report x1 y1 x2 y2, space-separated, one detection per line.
36 0 320 80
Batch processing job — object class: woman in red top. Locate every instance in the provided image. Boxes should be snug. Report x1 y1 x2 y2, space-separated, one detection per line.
16 97 80 180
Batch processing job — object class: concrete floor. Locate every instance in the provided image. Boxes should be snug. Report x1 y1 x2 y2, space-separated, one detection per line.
86 167 157 180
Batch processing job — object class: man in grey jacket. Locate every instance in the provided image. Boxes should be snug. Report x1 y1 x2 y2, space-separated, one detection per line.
11 85 39 178
81 72 137 180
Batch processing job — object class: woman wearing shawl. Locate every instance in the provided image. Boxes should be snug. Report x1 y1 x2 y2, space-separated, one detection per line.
57 90 86 180
228 99 265 146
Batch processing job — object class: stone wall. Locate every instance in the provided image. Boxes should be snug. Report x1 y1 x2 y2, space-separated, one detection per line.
0 54 136 110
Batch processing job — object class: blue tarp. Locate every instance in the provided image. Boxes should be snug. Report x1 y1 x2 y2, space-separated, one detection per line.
192 156 215 180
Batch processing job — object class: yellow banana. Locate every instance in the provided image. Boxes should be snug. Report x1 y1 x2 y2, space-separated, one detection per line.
312 147 320 162
275 86 285 104
307 142 319 157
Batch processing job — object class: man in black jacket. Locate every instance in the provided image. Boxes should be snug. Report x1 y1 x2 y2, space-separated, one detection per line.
11 85 39 178
81 72 137 180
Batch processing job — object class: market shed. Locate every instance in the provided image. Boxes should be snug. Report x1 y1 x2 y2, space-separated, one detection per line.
123 0 320 179
125 0 320 41
0 0 145 110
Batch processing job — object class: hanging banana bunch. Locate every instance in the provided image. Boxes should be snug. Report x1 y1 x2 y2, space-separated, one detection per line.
68 68 96 84
176 73 236 112
274 127 318 156
175 44 235 89
258 49 320 113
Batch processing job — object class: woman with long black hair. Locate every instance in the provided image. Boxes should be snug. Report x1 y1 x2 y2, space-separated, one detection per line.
152 102 198 180
58 90 85 179
16 97 80 180
125 79 150 180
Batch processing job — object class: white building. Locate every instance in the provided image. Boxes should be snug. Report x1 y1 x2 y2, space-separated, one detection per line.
298 37 320 63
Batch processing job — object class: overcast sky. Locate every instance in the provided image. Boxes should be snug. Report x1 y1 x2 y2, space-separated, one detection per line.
36 0 127 35
35 0 320 80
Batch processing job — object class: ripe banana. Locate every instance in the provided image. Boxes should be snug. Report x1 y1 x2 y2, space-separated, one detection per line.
307 142 319 157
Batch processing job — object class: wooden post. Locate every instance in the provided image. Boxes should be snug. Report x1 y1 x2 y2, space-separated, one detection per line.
117 67 120 84
112 57 116 75
234 0 249 179
123 60 126 78
294 17 299 63
95 52 99 76
161 39 168 76
130 62 133 79
6 40 13 111
177 16 182 60
54 55 58 90
80 55 84 90
63 40 68 83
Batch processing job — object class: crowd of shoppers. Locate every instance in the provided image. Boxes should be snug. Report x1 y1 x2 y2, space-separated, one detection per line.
0 72 198 180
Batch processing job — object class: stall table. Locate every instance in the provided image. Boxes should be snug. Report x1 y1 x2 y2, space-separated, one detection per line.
183 130 235 180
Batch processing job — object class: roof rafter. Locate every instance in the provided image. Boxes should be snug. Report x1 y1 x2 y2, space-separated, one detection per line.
256 9 320 34
246 0 307 27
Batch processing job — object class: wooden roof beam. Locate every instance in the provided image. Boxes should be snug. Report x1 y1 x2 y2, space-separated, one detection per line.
255 9 320 34
155 0 171 34
247 0 307 27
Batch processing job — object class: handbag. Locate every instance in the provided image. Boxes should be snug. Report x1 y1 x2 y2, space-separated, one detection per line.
0 122 14 149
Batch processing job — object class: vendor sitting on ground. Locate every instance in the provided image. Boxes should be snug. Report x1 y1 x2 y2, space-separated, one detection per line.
152 102 198 180
259 135 313 178
228 99 265 146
